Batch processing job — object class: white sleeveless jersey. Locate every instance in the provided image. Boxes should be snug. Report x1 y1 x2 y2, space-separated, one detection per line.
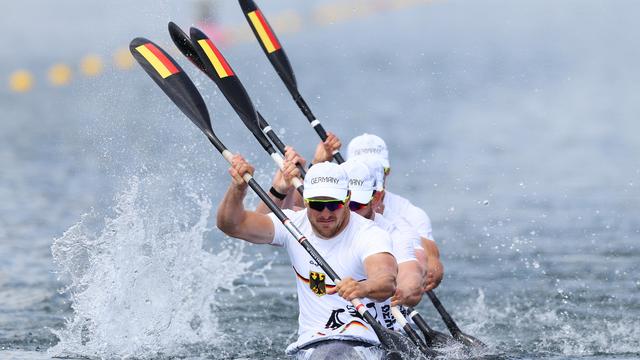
382 190 434 243
268 209 396 354
372 213 417 264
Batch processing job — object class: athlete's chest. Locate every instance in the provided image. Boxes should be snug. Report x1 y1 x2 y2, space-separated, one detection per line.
286 235 366 287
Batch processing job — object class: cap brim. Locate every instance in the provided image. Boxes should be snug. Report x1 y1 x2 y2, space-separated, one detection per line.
350 189 374 204
303 187 348 201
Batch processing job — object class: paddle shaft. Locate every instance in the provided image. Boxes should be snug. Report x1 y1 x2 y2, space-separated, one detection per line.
238 1 345 164
168 23 305 194
406 307 450 347
426 290 461 336
390 307 430 355
426 291 485 348
257 111 307 178
407 307 438 337
291 91 345 164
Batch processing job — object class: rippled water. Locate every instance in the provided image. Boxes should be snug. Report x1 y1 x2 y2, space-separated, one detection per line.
1 0 639 359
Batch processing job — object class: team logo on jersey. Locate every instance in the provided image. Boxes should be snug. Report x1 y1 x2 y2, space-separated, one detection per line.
310 271 326 296
325 308 346 330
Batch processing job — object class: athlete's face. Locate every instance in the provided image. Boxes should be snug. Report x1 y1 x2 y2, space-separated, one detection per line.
305 197 350 238
352 202 374 219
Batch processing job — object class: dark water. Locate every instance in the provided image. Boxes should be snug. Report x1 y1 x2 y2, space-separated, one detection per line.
1 0 639 359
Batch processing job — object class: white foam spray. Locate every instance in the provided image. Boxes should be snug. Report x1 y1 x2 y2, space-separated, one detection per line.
49 176 253 358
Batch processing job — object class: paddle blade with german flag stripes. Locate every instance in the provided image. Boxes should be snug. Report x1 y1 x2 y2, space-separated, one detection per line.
188 26 266 145
129 37 214 138
238 0 298 94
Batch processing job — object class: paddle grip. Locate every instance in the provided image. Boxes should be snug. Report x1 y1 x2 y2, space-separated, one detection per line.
270 153 304 196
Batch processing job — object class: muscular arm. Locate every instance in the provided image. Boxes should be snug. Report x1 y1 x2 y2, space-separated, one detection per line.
414 247 428 290
422 237 444 291
216 155 276 244
216 184 275 244
362 252 397 301
326 252 397 302
395 260 424 307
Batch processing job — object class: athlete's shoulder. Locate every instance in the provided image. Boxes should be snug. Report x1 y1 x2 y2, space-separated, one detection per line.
384 190 411 209
373 212 394 233
385 191 428 217
348 212 386 238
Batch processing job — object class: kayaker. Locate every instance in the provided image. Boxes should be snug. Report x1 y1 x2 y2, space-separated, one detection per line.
216 155 398 359
340 159 424 308
346 133 443 291
313 132 444 292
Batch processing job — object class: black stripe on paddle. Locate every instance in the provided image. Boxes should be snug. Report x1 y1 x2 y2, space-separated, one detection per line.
129 38 221 150
170 22 306 195
171 22 306 179
238 0 346 164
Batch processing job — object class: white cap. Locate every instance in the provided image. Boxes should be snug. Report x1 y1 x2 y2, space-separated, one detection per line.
360 157 385 192
347 133 389 168
340 159 375 204
303 162 349 200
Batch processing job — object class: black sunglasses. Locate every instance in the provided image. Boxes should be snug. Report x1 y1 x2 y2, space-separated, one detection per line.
348 201 369 211
348 192 374 211
305 199 346 212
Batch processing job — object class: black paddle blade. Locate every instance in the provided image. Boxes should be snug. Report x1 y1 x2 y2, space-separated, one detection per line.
238 0 298 94
378 328 436 359
188 27 274 153
168 22 208 75
408 309 453 348
425 328 452 348
129 37 214 139
454 331 486 349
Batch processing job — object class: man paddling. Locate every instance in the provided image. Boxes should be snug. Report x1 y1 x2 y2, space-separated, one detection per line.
340 159 424 308
216 155 399 358
311 133 444 292
346 133 444 291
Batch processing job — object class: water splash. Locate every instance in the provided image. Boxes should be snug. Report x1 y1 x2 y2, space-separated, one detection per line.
455 289 640 357
49 176 253 359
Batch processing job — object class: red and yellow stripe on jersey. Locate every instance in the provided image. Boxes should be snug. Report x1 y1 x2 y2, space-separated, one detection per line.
196 39 234 78
340 321 368 333
247 10 281 53
135 43 179 79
